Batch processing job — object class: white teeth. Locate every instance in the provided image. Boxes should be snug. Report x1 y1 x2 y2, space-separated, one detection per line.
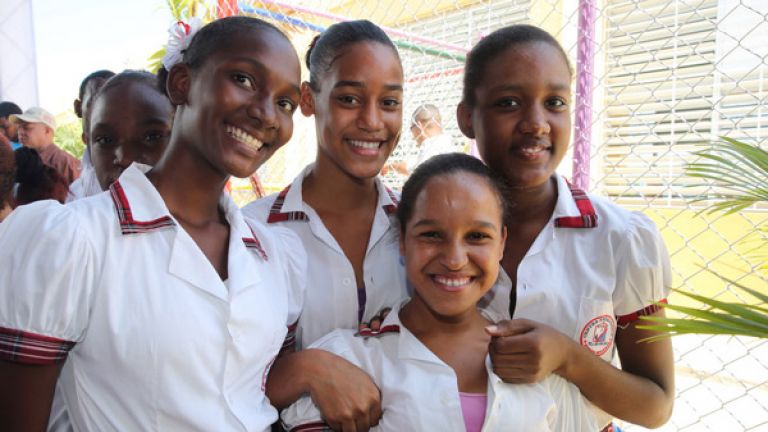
226 125 264 150
348 139 380 150
433 276 471 287
521 145 547 155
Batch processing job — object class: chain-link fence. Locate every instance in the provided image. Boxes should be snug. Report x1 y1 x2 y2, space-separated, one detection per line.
224 1 768 430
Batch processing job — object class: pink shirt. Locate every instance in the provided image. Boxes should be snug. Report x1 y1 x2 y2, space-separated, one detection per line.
460 392 487 432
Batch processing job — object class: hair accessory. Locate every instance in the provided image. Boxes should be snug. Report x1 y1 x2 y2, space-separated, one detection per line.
161 17 203 70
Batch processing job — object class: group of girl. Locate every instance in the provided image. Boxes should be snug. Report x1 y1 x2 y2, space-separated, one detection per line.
0 15 673 432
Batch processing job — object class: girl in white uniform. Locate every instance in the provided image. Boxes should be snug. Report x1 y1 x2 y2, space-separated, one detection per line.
245 20 407 430
0 16 304 431
455 25 675 429
281 154 598 431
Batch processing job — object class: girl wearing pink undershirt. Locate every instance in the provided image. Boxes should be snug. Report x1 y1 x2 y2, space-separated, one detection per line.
281 154 598 431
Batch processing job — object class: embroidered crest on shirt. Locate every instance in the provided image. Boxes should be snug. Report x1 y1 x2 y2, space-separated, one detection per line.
580 314 616 356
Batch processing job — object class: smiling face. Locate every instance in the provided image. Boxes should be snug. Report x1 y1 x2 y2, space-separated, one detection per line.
458 41 571 189
169 26 301 179
303 41 403 180
89 81 173 190
400 171 506 320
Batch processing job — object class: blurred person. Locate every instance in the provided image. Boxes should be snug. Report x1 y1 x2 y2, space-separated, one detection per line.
68 70 115 200
382 104 454 177
73 70 115 122
0 102 23 151
12 107 80 185
0 139 14 221
13 147 69 205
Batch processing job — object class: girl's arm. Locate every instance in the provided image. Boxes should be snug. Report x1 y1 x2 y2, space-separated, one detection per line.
487 311 674 428
266 348 382 430
0 361 61 431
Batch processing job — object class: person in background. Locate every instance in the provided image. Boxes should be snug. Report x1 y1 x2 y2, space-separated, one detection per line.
382 104 454 177
0 139 14 221
68 69 115 200
72 69 173 196
12 147 69 205
12 107 80 185
0 102 23 151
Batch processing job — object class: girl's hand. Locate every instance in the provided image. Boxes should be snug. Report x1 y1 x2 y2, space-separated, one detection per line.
306 350 382 431
485 318 574 383
268 349 381 431
357 307 392 333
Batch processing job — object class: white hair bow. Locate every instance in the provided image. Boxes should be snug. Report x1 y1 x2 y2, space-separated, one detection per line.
161 17 204 70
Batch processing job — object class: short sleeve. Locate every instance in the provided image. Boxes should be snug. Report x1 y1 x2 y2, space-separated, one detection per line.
612 211 672 320
0 201 96 364
280 331 359 431
273 226 307 352
542 375 600 431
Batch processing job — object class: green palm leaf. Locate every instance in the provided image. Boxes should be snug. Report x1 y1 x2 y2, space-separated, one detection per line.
643 137 767 341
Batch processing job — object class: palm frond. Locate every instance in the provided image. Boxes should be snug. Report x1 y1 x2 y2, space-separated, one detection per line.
686 137 768 215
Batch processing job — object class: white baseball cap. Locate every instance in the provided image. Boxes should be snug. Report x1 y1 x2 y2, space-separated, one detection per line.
11 106 57 130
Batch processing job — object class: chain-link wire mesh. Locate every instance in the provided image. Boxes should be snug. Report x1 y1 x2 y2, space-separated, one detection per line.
222 1 768 430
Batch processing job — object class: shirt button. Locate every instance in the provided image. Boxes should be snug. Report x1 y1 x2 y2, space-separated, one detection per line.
343 278 351 286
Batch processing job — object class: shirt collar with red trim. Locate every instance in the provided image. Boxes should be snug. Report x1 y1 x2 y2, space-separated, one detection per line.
267 163 400 224
109 163 268 260
551 175 598 229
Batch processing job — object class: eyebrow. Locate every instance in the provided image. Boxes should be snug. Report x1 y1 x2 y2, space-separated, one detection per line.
411 219 499 230
490 83 571 93
140 117 172 126
231 56 301 97
333 80 403 92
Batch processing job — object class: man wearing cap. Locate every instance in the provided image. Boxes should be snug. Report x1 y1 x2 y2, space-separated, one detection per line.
382 104 455 177
0 102 23 151
12 107 80 185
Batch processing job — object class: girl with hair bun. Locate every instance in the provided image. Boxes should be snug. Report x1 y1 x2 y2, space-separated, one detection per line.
245 19 407 430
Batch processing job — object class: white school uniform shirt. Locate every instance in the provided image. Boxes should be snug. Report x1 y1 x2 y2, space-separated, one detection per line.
66 148 102 202
480 174 672 425
281 301 599 432
243 164 408 348
0 163 305 432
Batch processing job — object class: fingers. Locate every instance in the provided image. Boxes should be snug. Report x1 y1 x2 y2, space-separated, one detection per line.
359 308 392 332
369 401 383 427
485 319 536 337
368 317 382 332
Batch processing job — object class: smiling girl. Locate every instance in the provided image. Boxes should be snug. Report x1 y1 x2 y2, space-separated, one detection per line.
0 17 305 431
456 25 674 429
281 153 598 431
245 20 407 430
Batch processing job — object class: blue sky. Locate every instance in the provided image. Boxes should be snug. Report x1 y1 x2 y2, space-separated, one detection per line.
33 0 173 114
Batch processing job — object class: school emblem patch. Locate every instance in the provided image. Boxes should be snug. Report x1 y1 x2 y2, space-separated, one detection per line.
580 315 616 356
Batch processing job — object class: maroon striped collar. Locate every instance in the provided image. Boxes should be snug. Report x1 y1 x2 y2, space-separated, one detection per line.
553 177 598 229
267 178 400 224
109 168 268 260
